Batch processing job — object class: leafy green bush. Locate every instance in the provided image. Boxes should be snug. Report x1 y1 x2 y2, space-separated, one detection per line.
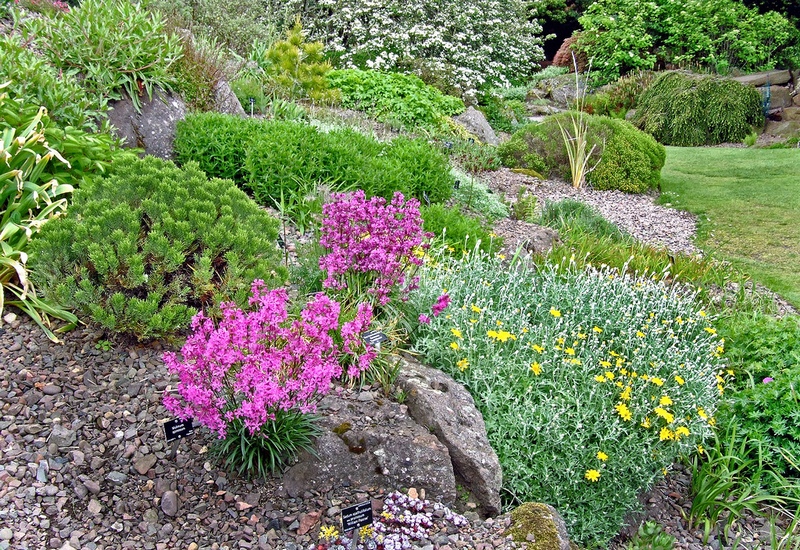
24 0 182 111
0 85 78 340
421 204 500 255
406 249 725 547
177 114 454 210
29 156 287 340
633 72 763 146
0 35 106 130
500 114 665 193
328 69 465 129
450 169 509 222
174 113 264 182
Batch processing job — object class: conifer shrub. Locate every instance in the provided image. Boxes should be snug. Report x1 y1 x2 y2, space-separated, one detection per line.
632 72 763 146
29 156 287 340
499 114 665 193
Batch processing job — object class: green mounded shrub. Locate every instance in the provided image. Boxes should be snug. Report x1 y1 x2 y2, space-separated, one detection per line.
500 114 666 193
421 204 500 255
583 71 657 119
176 113 453 207
24 0 182 111
540 199 628 243
633 72 763 146
328 69 465 129
29 156 287 340
0 35 106 130
405 248 726 547
174 113 264 183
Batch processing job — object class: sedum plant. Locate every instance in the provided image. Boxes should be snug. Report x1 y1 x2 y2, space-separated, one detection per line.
405 248 726 547
29 156 287 340
0 85 78 340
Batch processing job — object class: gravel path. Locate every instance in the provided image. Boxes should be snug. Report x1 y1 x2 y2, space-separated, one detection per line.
484 169 701 257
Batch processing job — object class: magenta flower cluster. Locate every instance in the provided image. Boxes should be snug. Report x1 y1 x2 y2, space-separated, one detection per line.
163 280 375 438
319 190 430 306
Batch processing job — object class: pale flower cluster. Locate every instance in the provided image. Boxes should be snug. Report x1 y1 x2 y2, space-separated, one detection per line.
283 0 545 91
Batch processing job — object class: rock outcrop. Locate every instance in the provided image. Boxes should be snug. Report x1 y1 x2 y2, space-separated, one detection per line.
283 389 457 505
454 106 500 146
107 88 186 159
396 356 503 516
506 502 573 550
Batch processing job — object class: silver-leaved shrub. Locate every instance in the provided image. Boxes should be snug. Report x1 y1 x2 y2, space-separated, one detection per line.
405 249 726 547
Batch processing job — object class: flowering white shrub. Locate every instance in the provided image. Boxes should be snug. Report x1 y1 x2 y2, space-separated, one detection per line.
287 0 545 92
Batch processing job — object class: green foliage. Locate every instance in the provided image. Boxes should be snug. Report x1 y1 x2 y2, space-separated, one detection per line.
328 69 465 130
174 113 264 183
477 91 528 133
406 248 725 547
24 0 182 111
584 71 657 119
450 170 509 222
445 138 502 173
540 199 628 242
144 0 287 56
260 18 336 103
634 72 764 146
0 85 78 340
626 521 675 550
171 34 228 113
29 156 287 340
210 412 320 479
511 188 538 223
502 114 665 193
176 113 454 214
577 0 800 85
421 204 500 255
0 35 106 130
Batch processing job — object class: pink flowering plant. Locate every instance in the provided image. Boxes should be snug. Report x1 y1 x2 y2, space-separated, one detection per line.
319 190 430 308
163 280 375 477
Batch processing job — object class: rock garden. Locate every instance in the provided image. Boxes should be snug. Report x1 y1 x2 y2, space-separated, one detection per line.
1 0 800 549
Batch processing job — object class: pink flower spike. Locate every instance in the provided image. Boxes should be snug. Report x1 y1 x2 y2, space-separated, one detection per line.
418 314 431 324
763 377 774 383
431 293 450 317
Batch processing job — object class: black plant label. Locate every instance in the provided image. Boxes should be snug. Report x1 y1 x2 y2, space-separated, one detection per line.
164 418 194 442
341 501 373 532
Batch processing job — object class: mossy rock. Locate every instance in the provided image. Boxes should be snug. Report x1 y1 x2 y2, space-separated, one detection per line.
506 502 574 550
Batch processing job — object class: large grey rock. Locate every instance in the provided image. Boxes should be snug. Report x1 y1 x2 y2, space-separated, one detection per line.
396 357 502 516
758 85 794 110
494 219 561 259
764 119 800 137
283 391 456 505
213 79 245 116
453 106 499 146
506 502 572 550
107 88 186 159
733 70 791 87
48 424 76 449
535 74 586 109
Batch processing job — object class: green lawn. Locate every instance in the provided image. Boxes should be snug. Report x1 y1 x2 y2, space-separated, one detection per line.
660 146 800 308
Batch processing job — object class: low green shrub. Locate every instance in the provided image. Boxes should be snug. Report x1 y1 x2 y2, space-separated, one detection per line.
450 169 509 222
174 113 264 183
24 0 182 111
29 156 287 340
500 114 665 193
176 114 454 209
0 35 106 130
477 92 528 133
445 138 502 173
421 204 500 255
584 71 657 119
405 249 725 547
633 72 763 146
328 69 465 129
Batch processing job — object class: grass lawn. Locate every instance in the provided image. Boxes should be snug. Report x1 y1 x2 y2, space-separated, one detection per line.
660 146 800 308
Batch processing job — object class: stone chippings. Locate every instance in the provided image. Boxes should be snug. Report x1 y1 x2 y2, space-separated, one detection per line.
0 317 527 550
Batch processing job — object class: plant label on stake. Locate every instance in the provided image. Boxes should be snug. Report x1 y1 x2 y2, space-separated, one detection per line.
249 97 255 117
163 417 194 458
341 501 373 549
361 330 388 351
454 179 460 190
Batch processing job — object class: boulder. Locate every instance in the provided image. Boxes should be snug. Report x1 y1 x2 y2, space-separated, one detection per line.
107 87 186 160
732 70 791 87
783 107 800 122
493 219 561 258
758 85 793 110
794 93 800 107
453 106 499 146
764 119 800 137
506 502 572 550
535 74 586 109
395 356 502 516
213 80 245 117
283 390 456 505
